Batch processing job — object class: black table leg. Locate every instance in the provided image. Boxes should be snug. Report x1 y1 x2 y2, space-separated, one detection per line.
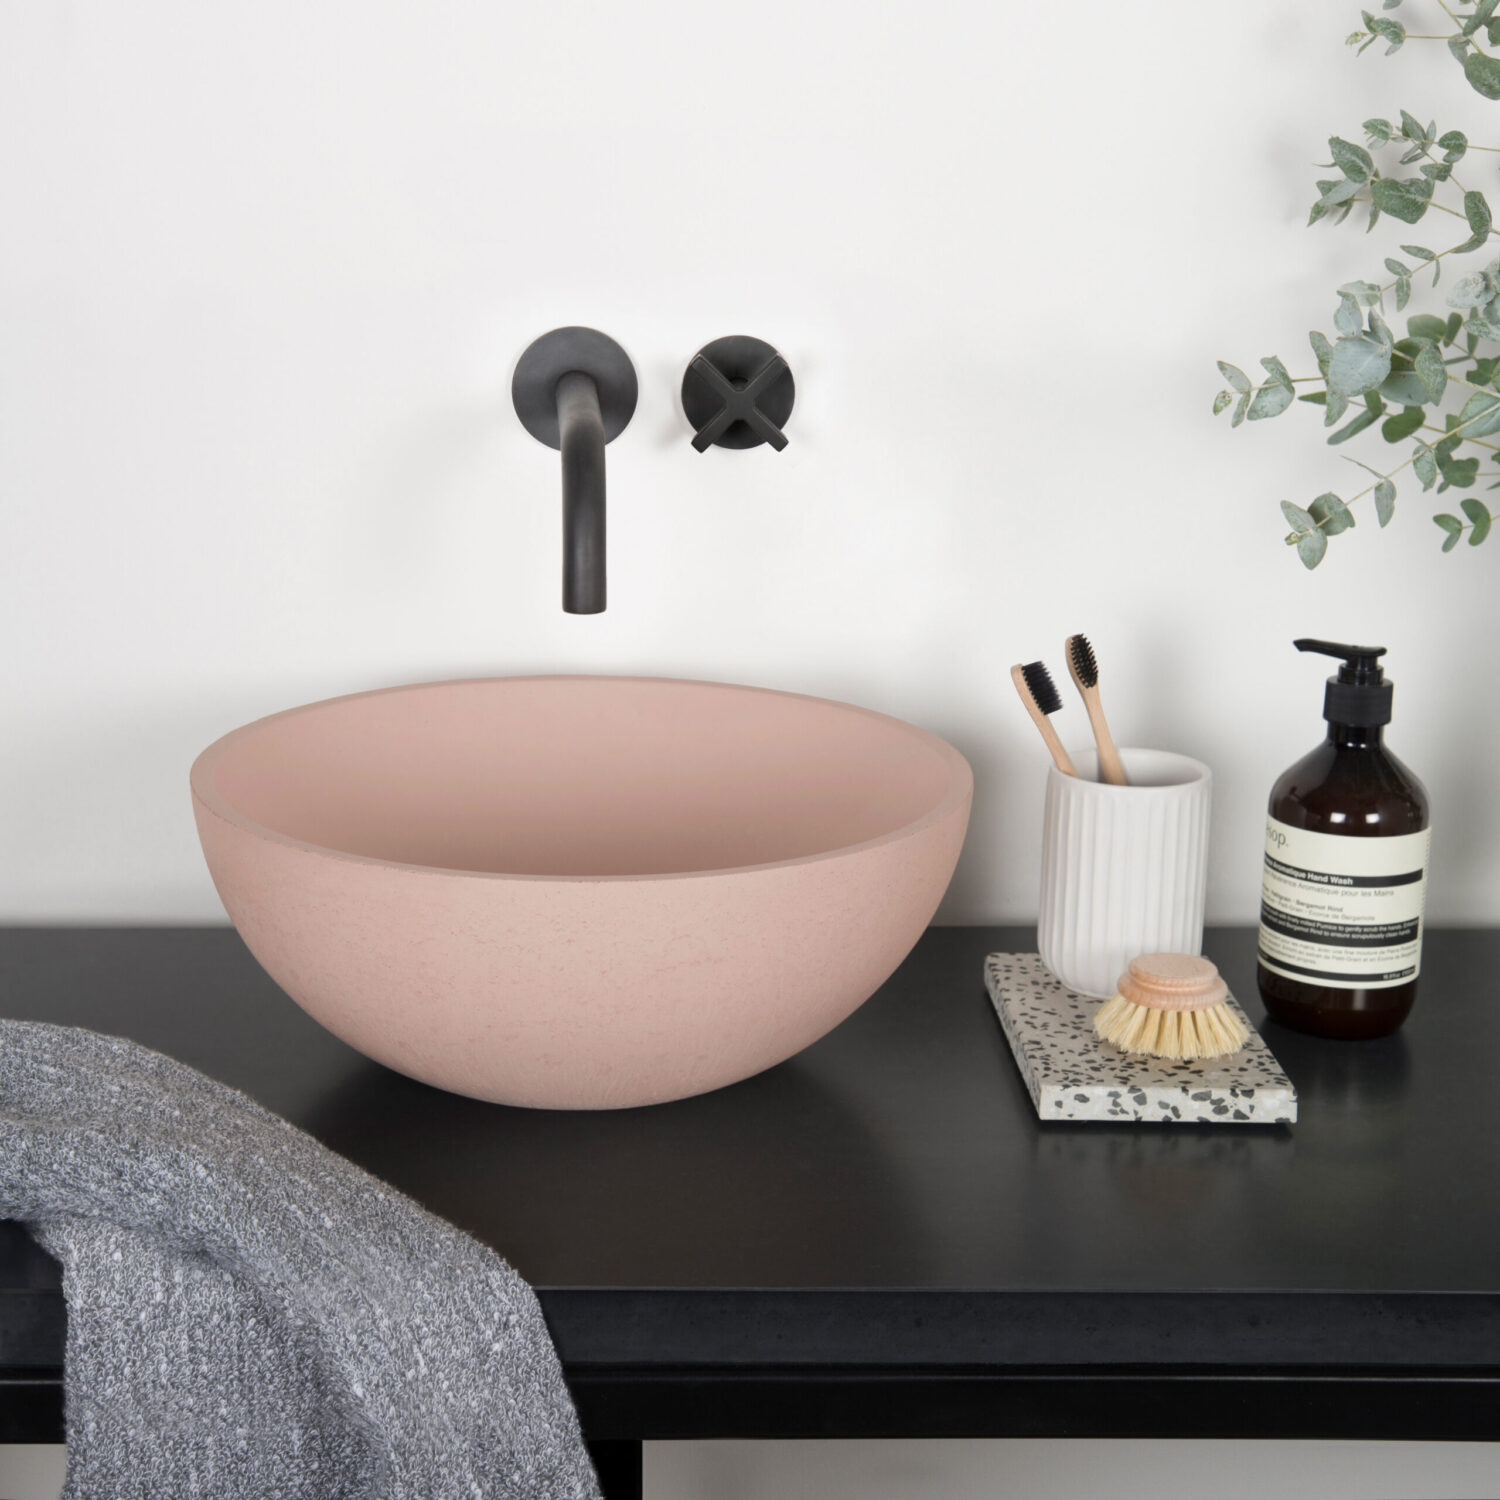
586 1439 642 1500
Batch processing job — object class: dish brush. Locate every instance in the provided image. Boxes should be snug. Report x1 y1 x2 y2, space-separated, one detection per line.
1064 633 1126 786
1011 661 1078 777
1094 953 1249 1060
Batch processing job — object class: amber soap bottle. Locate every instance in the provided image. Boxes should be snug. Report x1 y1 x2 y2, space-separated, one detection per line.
1257 639 1430 1039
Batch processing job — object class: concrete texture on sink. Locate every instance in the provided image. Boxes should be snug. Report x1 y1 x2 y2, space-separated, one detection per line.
191 676 971 1108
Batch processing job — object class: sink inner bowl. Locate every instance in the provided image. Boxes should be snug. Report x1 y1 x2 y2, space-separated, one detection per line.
205 675 960 878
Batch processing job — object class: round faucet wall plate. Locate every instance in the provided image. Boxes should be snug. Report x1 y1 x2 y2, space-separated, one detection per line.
512 327 638 449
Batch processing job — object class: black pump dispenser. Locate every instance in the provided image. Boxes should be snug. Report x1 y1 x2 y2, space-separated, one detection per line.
1294 638 1394 727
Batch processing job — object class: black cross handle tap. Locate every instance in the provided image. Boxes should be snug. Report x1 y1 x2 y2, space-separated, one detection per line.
681 335 796 452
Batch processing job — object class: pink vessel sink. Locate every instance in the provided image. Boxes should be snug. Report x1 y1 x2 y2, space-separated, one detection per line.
191 676 972 1109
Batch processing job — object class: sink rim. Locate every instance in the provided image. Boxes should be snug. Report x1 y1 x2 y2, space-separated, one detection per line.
190 673 973 886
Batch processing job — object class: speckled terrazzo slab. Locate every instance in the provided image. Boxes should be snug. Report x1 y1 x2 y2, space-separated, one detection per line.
985 954 1297 1125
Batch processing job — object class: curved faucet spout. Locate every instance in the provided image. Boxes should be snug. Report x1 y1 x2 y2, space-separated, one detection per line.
556 371 606 614
512 327 636 614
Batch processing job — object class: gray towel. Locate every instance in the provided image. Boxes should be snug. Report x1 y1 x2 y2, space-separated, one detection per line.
0 1019 602 1500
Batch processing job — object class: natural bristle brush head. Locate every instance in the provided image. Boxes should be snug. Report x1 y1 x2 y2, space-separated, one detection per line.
1093 953 1250 1061
1067 633 1098 690
1019 661 1063 716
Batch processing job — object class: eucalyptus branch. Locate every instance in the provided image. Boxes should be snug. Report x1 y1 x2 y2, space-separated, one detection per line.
1216 90 1500 568
1349 1 1500 95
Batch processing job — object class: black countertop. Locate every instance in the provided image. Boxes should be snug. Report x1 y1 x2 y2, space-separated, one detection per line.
2 924 1498 1442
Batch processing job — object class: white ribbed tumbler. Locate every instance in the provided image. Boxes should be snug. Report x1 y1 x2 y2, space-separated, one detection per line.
1038 749 1212 999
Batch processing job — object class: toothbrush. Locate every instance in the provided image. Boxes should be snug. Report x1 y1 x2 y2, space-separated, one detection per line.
1065 633 1127 786
1011 662 1078 778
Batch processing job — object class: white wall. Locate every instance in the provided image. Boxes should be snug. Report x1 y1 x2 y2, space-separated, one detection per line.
4 1 1498 926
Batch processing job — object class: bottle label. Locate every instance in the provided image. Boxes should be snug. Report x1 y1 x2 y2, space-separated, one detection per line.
1258 817 1429 990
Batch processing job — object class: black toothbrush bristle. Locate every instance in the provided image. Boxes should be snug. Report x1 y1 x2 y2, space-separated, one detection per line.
1068 634 1098 689
1021 661 1063 716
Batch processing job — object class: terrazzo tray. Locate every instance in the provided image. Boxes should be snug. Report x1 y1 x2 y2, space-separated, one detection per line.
985 953 1297 1125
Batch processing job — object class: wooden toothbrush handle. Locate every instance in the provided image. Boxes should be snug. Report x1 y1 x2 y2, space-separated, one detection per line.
1084 692 1127 786
1037 714 1080 779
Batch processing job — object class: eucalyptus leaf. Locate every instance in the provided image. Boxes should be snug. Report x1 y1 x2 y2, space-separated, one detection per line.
1416 341 1447 402
1248 383 1295 420
1451 35 1474 64
1260 354 1295 392
1213 389 1234 415
1459 387 1500 437
1379 371 1429 406
1217 361 1251 392
1366 117 1394 142
1440 454 1480 487
1466 0 1500 36
1385 258 1411 278
1317 178 1363 209
1466 185 1494 233
1465 50 1500 98
1396 276 1411 311
1375 478 1396 526
1476 300 1500 341
1407 313 1447 341
1335 294 1363 334
1461 496 1493 544
1439 130 1469 161
1329 137 1374 182
1340 279 1384 307
1298 528 1329 568
1310 329 1334 376
1414 443 1439 491
1324 387 1352 427
1398 109 1425 141
1281 500 1315 531
1370 178 1430 224
1232 390 1249 428
1447 270 1494 311
1310 492 1356 534
1434 513 1463 551
1381 404 1426 442
1328 332 1393 396
1328 404 1384 444
1401 244 1436 262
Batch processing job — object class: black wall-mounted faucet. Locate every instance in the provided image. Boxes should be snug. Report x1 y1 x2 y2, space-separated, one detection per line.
512 327 638 614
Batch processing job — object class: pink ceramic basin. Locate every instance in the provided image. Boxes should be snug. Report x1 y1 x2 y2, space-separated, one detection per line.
191 676 972 1109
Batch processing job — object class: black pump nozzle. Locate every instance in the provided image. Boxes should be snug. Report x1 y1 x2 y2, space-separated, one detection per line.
1294 638 1393 726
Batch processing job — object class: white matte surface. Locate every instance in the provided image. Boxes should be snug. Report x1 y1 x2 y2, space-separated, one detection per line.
2 2 1497 926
